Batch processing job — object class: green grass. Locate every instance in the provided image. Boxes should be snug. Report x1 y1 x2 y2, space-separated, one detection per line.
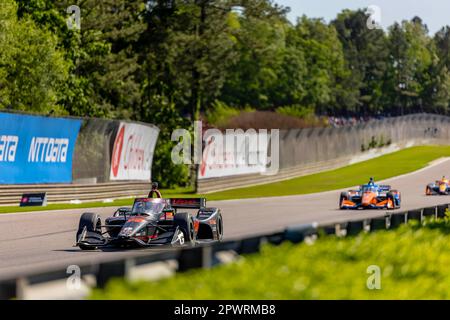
91 219 450 300
1 145 450 214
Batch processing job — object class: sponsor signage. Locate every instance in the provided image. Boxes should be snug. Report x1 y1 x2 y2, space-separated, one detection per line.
0 112 82 184
110 122 159 181
198 131 269 179
170 198 206 209
20 193 48 207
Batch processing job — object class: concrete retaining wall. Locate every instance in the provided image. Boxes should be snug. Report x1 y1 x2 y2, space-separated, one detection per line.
197 113 450 193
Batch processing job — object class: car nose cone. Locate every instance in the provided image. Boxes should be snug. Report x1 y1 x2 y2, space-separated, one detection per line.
362 192 374 206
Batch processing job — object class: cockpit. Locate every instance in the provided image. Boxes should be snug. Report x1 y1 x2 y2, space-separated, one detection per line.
131 199 166 215
361 185 378 193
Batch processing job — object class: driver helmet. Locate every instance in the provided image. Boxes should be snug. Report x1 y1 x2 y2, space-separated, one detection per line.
135 201 145 213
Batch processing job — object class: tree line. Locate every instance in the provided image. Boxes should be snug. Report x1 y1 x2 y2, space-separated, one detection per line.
3 0 450 119
2 0 450 186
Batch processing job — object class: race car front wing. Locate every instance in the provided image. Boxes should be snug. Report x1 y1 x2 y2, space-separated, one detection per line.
76 226 185 248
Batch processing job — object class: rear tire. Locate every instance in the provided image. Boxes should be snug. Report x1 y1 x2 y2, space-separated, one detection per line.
174 212 195 246
387 191 400 210
76 212 102 250
216 213 224 241
339 192 348 209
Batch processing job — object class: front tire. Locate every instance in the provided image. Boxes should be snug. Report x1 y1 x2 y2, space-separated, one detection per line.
174 212 195 246
339 192 348 209
76 212 102 250
387 191 400 210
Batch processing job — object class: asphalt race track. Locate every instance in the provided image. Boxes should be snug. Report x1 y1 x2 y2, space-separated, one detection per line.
2 158 450 277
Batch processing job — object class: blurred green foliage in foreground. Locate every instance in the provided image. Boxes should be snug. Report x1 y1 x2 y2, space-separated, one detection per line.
91 218 450 300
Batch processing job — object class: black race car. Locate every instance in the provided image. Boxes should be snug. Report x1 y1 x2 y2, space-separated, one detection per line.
75 198 223 250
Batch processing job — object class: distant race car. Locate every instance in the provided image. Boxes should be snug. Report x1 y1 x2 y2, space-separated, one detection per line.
339 178 401 210
425 177 450 195
75 198 223 250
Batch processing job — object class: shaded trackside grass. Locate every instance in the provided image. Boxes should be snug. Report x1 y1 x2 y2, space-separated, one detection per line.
91 219 450 300
1 145 449 213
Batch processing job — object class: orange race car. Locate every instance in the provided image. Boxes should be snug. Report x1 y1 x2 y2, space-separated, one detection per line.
425 176 450 195
339 178 401 210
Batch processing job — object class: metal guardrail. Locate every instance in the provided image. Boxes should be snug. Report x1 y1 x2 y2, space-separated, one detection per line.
1 204 448 300
0 182 151 206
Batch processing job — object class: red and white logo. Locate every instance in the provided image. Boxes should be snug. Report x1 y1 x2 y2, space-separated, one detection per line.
123 134 145 171
111 126 125 178
110 122 159 181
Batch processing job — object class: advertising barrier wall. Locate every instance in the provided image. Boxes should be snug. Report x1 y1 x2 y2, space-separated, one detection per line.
277 113 450 169
197 113 450 193
0 112 159 185
0 112 81 184
198 131 268 179
110 122 159 181
72 118 118 184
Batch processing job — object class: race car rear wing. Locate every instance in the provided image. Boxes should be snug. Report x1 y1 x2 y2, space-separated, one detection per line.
170 198 206 209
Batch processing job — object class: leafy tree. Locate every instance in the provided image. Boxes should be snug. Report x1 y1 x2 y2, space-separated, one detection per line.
6 1 450 187
270 43 307 107
332 9 388 115
435 26 450 70
290 16 354 115
220 14 287 109
0 0 69 114
17 0 146 118
143 97 191 188
140 0 247 120
422 64 450 114
71 0 147 118
384 18 434 114
429 26 450 113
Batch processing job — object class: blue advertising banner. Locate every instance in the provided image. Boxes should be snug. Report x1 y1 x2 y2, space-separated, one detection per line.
0 112 82 184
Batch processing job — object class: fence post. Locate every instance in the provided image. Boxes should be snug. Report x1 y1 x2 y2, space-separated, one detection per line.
335 223 348 237
15 277 28 300
202 246 213 269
